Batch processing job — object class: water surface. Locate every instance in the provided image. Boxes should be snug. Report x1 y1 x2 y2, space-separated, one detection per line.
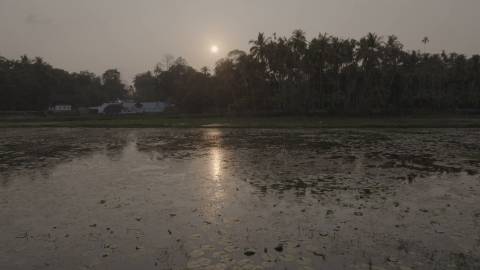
1 128 479 270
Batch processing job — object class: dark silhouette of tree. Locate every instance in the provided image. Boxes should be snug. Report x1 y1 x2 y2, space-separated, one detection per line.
249 33 270 64
1 30 479 115
422 36 430 45
101 69 127 102
0 56 127 110
133 71 157 101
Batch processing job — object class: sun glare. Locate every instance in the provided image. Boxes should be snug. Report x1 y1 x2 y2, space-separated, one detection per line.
210 45 219 54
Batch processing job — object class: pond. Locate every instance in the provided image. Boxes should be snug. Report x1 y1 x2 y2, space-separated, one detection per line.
0 128 479 270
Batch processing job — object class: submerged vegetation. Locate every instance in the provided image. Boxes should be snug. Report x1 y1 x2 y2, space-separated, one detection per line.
1 30 479 114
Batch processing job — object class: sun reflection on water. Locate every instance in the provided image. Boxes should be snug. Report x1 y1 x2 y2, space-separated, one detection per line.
208 130 224 195
211 146 222 182
203 130 228 218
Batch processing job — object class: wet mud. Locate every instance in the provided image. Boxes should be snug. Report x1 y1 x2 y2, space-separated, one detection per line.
0 128 479 269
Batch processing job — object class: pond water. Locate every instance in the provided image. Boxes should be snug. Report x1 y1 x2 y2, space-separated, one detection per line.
0 128 479 270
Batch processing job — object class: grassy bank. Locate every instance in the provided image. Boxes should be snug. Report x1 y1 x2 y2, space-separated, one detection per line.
1 115 480 128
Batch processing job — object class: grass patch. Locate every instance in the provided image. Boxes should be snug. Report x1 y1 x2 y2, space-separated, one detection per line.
1 115 480 128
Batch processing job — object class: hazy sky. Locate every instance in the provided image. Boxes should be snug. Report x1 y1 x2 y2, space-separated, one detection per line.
1 0 480 82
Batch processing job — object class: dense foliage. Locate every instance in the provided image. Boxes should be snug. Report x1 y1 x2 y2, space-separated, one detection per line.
2 30 480 114
0 56 127 111
135 31 480 114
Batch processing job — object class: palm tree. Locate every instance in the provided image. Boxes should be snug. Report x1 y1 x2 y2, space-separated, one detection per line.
357 33 382 71
200 66 210 77
306 33 332 110
422 36 430 45
356 33 384 111
249 33 270 64
289 29 308 56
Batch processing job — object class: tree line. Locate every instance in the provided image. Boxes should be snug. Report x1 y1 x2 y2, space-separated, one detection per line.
1 30 480 114
0 56 128 111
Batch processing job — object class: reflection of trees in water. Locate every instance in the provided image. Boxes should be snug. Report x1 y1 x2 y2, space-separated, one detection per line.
130 129 370 196
229 147 364 198
222 130 480 198
216 130 366 197
134 129 342 157
134 129 217 159
0 129 130 183
123 129 480 198
2 128 479 192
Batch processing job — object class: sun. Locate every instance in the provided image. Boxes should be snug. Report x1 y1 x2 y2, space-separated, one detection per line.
210 45 219 54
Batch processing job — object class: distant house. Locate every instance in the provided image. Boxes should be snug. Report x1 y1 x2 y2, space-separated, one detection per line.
130 102 167 113
122 102 145 114
49 104 72 113
91 101 167 115
89 102 118 114
103 103 123 115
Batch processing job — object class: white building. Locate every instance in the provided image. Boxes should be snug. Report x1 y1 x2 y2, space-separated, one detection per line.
91 102 120 114
91 101 167 114
49 104 72 113
135 102 167 113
